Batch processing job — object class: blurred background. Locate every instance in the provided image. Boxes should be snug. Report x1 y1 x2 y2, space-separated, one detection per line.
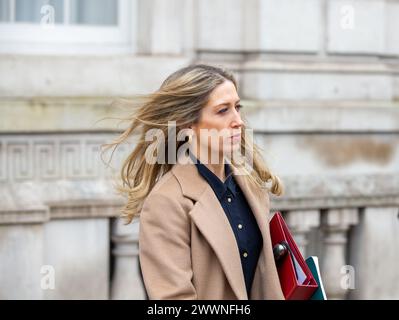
0 0 398 300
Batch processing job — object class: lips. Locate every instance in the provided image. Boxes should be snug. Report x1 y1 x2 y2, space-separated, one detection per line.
229 133 241 143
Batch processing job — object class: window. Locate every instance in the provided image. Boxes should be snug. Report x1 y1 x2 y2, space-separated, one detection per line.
0 0 134 54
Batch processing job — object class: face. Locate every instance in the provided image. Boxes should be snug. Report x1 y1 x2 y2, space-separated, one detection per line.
190 80 244 163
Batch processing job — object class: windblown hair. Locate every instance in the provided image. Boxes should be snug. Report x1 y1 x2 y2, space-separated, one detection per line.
102 64 283 224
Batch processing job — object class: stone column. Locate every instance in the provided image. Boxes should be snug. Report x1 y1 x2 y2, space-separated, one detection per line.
349 207 399 299
110 217 146 300
321 208 359 300
285 210 320 257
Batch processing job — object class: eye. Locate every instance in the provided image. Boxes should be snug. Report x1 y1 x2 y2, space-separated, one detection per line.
217 104 243 114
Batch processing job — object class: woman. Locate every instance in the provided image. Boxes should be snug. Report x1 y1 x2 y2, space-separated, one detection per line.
107 64 284 300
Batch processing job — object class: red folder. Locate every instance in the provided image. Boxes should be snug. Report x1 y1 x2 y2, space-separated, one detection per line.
269 211 318 300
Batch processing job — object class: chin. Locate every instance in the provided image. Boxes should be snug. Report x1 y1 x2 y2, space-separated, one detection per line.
222 144 240 157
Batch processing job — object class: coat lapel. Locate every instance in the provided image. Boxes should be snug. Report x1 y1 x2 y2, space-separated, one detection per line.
233 169 284 300
189 187 248 299
171 157 272 300
232 170 271 293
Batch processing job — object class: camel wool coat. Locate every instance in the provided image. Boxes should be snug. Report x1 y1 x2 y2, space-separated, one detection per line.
138 159 285 300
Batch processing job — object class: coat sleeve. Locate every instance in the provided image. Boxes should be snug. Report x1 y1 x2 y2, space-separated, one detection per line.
138 192 198 299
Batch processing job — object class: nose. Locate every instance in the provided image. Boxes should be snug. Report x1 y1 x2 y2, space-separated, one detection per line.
231 107 244 128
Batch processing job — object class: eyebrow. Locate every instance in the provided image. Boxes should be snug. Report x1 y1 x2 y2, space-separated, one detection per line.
213 99 241 108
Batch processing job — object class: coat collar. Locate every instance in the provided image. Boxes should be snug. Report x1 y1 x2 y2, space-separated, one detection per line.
171 154 271 300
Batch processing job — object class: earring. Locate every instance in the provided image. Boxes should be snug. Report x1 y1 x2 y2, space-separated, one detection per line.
188 134 192 144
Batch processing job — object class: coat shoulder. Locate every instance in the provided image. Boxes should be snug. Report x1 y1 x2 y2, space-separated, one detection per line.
151 169 181 195
143 168 194 214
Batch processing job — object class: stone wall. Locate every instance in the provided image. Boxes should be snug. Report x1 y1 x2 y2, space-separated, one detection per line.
0 0 398 299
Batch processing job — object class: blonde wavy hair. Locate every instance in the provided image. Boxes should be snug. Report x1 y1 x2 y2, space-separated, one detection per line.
102 64 283 224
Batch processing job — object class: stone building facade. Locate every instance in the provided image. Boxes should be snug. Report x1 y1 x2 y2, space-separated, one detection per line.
0 0 398 299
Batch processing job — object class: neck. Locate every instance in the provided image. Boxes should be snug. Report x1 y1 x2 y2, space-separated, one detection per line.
190 144 225 182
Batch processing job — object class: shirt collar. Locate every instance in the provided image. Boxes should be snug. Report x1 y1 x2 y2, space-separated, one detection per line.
189 151 237 201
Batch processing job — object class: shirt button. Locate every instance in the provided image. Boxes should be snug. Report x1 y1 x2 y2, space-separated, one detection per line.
227 197 232 203
243 251 248 258
238 224 243 229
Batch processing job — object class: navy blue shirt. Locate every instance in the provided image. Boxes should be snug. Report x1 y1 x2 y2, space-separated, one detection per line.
190 154 263 297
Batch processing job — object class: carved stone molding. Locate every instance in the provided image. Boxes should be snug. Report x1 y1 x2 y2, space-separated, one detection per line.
0 134 130 182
